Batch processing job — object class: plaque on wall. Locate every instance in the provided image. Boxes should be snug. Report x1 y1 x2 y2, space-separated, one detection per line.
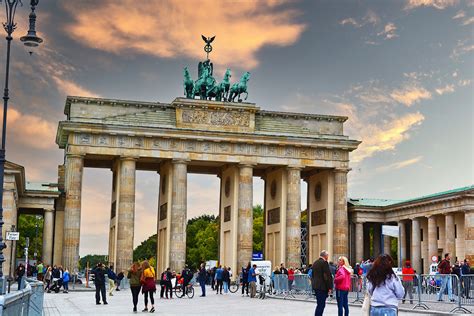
311 209 326 226
159 203 167 221
270 180 277 200
225 177 231 198
161 175 167 194
224 205 231 222
314 182 322 201
267 207 280 225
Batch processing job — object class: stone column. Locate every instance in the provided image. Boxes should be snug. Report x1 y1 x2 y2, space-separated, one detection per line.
445 213 455 264
411 218 421 273
384 235 391 255
286 167 301 268
42 209 54 265
355 222 364 262
465 210 474 262
169 160 187 271
237 164 253 270
428 216 437 259
115 157 136 273
333 169 348 261
62 154 84 272
398 221 406 266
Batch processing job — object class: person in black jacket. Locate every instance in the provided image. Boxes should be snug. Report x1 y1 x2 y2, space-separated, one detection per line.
92 263 107 305
311 250 333 316
241 263 250 296
16 263 25 290
198 263 207 297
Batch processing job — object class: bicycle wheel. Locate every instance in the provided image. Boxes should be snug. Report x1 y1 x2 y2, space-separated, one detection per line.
174 286 183 298
229 282 239 293
187 286 195 298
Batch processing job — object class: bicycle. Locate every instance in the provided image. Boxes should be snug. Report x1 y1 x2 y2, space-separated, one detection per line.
175 282 195 298
229 276 240 293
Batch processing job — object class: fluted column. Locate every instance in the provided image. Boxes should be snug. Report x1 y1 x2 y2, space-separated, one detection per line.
428 216 437 260
169 160 188 271
116 157 136 273
286 167 301 268
445 213 455 265
62 154 84 272
398 221 406 266
42 209 54 265
355 222 364 262
465 210 474 262
411 218 421 273
237 164 253 271
333 169 348 261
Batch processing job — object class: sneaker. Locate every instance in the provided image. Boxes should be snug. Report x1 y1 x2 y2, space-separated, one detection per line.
116 288 120 291
142 307 148 312
96 302 101 305
133 307 137 313
150 307 155 313
104 302 108 305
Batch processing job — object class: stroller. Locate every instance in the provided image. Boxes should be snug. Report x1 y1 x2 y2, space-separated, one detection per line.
48 277 63 293
258 274 267 299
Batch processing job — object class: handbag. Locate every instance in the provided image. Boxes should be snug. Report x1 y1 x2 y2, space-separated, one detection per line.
361 291 371 316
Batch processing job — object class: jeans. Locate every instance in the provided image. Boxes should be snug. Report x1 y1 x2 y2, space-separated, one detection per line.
216 279 223 293
370 306 397 316
242 281 249 295
223 281 229 293
17 276 23 290
314 289 328 316
130 286 141 309
402 280 413 303
437 275 453 301
336 290 349 316
63 281 69 291
200 280 206 296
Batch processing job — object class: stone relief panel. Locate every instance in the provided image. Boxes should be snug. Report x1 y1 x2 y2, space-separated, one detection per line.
72 133 350 162
181 109 250 127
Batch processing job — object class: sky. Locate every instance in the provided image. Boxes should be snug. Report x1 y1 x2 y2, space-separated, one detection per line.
0 0 472 256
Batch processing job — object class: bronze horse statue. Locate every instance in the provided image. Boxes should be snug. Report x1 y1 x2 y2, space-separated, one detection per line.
183 67 194 98
229 72 250 102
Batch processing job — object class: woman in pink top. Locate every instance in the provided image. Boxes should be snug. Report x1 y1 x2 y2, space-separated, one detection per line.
334 256 353 316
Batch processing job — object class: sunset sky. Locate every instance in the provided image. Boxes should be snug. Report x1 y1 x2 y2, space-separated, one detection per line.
1 0 472 256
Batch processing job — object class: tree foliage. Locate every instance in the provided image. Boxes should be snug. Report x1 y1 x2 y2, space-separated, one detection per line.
78 254 108 271
186 215 218 269
133 234 157 262
16 214 43 262
253 205 263 253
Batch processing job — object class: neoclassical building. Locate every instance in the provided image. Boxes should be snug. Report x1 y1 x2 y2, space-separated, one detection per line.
349 185 474 273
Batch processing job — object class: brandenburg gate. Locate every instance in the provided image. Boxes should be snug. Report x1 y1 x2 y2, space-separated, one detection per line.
55 95 360 273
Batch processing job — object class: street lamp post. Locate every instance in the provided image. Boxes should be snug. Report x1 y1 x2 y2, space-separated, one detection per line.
0 0 42 294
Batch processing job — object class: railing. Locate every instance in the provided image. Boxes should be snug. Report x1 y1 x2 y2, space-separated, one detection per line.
0 277 44 316
268 273 474 314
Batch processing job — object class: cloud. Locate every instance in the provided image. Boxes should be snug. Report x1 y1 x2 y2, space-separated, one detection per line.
435 84 455 95
340 18 360 27
51 76 100 98
390 85 432 106
62 0 306 69
405 0 458 10
377 23 398 40
461 17 474 25
340 10 380 28
7 108 56 150
376 156 423 172
450 39 474 59
453 10 466 19
452 10 474 25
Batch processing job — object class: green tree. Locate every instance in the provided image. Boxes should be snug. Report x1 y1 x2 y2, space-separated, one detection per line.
16 214 43 261
78 254 108 271
253 205 263 253
186 215 218 269
133 234 157 262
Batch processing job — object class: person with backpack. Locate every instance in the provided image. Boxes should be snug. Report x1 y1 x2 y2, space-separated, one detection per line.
127 262 142 313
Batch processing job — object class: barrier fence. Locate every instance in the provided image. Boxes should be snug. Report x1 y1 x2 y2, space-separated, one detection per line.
0 278 44 316
269 273 474 313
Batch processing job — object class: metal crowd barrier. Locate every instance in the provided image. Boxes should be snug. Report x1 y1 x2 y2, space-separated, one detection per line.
347 274 363 303
460 275 474 307
292 274 312 298
0 277 44 316
272 274 290 297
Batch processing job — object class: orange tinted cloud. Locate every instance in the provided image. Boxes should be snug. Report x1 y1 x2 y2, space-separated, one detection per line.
62 0 306 69
7 108 56 150
390 85 432 106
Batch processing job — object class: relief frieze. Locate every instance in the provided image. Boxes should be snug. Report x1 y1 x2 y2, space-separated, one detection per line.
181 109 250 127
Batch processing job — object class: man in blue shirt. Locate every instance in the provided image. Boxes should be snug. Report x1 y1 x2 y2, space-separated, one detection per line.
215 265 224 294
248 264 257 298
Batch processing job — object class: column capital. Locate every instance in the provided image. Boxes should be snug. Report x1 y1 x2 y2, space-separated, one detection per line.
119 156 138 161
238 162 256 168
66 153 85 159
43 208 55 213
172 158 190 165
287 165 303 170
334 167 351 174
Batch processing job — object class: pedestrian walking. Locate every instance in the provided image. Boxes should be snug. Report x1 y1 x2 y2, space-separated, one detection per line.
107 265 117 296
210 266 216 290
462 259 472 298
16 263 25 290
198 263 207 297
127 262 142 313
92 263 108 305
215 265 223 294
62 268 70 293
116 271 124 291
288 267 295 291
311 250 333 316
242 263 250 296
222 266 230 293
366 254 404 316
44 266 52 292
248 264 257 298
140 260 156 313
334 256 352 316
37 261 44 281
437 253 454 301
401 260 414 304
165 268 173 299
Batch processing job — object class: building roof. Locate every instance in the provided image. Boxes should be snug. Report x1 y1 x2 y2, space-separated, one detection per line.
25 182 60 193
349 184 474 208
